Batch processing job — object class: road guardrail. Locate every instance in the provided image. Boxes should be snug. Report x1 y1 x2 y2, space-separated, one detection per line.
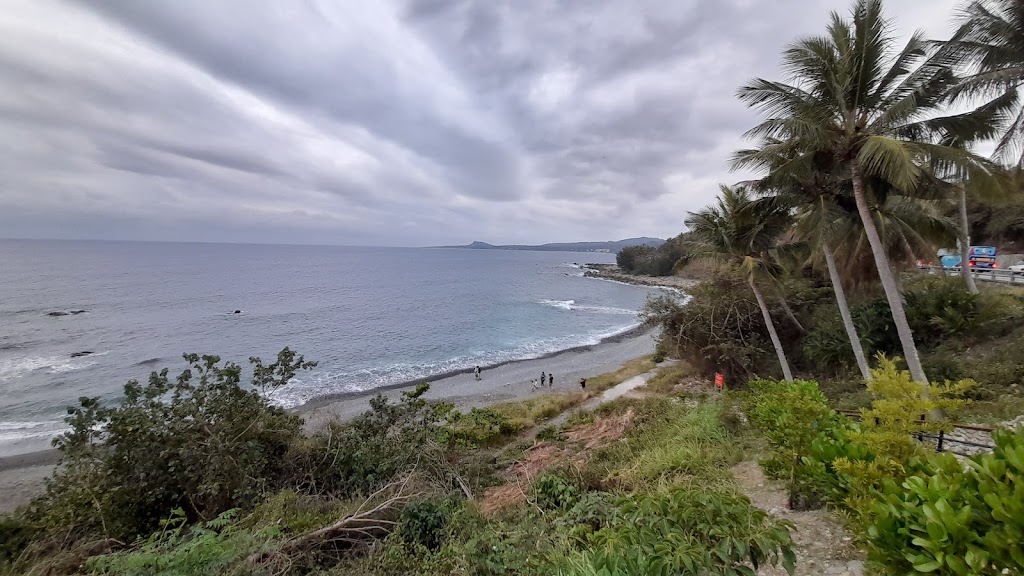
917 264 1024 285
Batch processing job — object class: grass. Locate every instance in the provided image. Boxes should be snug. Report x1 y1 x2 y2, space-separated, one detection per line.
490 393 587 430
584 399 739 491
643 362 696 395
486 355 658 431
585 355 656 394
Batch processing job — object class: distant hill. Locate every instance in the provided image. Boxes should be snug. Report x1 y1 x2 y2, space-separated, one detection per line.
438 237 665 254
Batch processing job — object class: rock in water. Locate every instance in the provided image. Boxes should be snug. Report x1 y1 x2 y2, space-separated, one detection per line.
47 311 68 317
70 351 93 358
233 310 241 314
69 310 87 315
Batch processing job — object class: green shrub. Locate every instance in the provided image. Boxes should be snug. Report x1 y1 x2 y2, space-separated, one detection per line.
566 489 795 575
84 508 265 576
283 382 455 499
446 407 517 447
533 472 580 511
396 498 458 552
0 513 39 567
862 428 1024 575
745 379 835 509
35 349 313 542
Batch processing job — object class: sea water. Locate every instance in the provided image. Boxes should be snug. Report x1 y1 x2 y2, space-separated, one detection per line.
0 240 663 456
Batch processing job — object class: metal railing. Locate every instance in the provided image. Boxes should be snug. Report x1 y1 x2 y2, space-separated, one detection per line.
836 410 997 457
917 264 1024 285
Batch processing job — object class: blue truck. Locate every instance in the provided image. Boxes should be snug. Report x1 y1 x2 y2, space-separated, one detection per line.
935 246 998 269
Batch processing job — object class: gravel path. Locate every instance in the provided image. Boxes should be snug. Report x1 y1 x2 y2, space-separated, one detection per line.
731 460 865 576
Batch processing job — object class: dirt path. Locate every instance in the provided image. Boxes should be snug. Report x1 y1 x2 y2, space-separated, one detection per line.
731 460 865 576
542 364 664 431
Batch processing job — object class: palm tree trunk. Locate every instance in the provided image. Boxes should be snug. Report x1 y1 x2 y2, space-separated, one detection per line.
958 187 979 295
851 163 929 384
748 275 794 381
777 295 807 333
823 239 872 381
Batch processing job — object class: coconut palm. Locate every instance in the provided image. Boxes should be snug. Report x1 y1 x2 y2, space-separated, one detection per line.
736 0 1003 384
685 185 796 381
734 142 874 380
943 0 1024 170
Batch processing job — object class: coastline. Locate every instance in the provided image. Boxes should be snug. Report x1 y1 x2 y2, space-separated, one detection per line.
296 322 649 413
581 263 699 290
0 327 658 512
300 327 657 431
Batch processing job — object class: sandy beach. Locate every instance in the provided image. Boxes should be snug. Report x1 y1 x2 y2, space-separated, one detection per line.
301 328 656 430
0 328 657 513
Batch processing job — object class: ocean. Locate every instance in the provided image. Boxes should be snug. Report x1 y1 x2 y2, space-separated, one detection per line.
0 240 662 457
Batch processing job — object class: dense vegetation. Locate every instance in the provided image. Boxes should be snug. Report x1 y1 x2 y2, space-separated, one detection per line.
615 234 690 276
644 274 1024 410
746 366 1024 574
5 0 1024 573
0 352 802 575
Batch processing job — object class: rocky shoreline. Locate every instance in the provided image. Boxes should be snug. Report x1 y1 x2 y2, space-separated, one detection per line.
581 263 698 290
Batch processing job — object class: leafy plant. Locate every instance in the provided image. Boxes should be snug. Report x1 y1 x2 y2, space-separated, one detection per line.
533 472 580 511
746 379 835 509
36 349 314 541
283 382 456 499
84 508 271 576
569 489 796 575
862 427 1024 575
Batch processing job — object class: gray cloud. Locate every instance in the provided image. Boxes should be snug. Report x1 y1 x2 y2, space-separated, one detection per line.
0 0 960 245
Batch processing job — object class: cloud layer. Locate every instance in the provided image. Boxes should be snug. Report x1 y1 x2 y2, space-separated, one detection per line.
0 0 959 245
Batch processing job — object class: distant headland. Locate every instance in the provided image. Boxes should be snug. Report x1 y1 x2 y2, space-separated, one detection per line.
435 237 664 254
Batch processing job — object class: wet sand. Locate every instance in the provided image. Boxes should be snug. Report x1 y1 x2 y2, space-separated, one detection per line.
0 329 657 513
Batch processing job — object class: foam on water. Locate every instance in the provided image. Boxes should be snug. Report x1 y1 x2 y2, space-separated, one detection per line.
538 299 637 315
0 352 108 380
269 322 642 409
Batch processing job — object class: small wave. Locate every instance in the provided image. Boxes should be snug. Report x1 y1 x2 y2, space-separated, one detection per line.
0 420 69 443
538 300 637 315
135 357 162 366
0 352 108 380
572 305 638 315
538 299 575 310
270 322 645 409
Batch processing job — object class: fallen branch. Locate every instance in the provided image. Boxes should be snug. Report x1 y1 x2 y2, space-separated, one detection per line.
248 474 420 566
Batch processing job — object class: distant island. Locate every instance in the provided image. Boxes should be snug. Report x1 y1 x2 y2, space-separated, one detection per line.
437 237 664 254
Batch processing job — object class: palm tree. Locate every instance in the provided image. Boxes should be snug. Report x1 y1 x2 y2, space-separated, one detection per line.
943 0 1024 171
685 185 795 381
736 0 1002 384
734 142 874 380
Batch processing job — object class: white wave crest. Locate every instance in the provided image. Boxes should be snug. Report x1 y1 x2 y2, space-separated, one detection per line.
0 352 108 380
538 300 637 315
269 322 644 409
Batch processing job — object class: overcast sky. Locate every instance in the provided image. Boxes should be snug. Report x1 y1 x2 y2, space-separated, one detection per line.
0 0 962 246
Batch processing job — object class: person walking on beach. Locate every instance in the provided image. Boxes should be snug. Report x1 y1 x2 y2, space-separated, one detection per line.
541 371 546 387
548 373 553 387
474 365 481 381
530 379 539 392
579 377 586 390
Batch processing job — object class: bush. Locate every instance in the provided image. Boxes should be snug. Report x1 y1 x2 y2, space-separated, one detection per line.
616 236 688 276
83 508 264 576
34 349 314 541
745 379 835 509
395 498 458 552
568 489 796 575
643 275 782 382
863 427 1024 575
533 472 579 511
283 382 456 499
446 407 517 447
